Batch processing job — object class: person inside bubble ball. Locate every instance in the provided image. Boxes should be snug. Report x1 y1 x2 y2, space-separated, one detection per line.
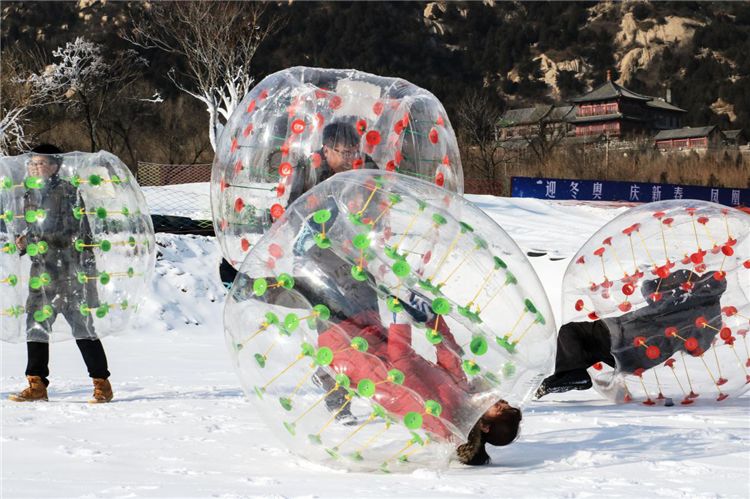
9 144 113 404
218 120 377 290
536 269 727 398
316 308 522 466
286 120 378 207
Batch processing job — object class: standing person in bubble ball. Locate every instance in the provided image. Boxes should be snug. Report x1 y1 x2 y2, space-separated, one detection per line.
9 144 113 403
536 269 726 398
219 120 377 288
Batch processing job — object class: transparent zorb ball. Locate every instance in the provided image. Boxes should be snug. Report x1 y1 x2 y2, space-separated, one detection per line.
224 170 555 472
563 200 750 405
212 66 463 268
0 151 155 343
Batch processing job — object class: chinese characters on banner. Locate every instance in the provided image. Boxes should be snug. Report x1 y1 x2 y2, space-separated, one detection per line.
511 176 748 207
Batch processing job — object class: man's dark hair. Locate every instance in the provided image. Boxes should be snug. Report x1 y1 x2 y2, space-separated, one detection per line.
482 406 522 446
456 405 522 465
30 144 63 166
322 122 359 148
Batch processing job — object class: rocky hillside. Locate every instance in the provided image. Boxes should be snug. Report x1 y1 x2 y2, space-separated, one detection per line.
412 1 749 129
2 1 748 162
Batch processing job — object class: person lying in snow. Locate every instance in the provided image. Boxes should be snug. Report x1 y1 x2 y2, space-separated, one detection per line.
317 308 522 466
536 269 727 398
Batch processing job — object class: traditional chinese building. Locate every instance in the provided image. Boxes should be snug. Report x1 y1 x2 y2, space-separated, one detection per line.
569 72 686 138
654 126 722 151
498 104 575 140
722 129 748 149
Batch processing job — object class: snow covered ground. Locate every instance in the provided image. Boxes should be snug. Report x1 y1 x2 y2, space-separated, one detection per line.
2 184 748 498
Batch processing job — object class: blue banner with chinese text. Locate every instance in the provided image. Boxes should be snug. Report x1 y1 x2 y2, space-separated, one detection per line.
511 176 748 207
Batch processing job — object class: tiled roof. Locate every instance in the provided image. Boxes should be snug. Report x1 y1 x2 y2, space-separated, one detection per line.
500 105 575 126
500 105 553 126
722 129 745 140
571 113 647 124
646 99 686 113
654 126 717 141
571 81 651 103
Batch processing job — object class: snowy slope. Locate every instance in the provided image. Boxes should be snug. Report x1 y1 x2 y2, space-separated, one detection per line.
2 185 748 498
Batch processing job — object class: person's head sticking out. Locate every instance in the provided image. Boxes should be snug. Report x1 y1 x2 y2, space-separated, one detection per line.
457 399 522 465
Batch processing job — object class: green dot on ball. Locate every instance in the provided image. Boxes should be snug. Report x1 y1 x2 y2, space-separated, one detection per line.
425 400 442 416
392 260 410 277
253 278 268 296
313 209 331 224
315 347 333 366
350 336 369 352
470 336 488 356
403 412 423 430
335 373 351 388
352 233 370 250
524 299 537 314
278 273 294 289
284 313 300 332
431 297 451 315
357 379 375 398
459 221 474 233
351 266 367 282
313 304 330 321
462 360 481 376
387 369 405 385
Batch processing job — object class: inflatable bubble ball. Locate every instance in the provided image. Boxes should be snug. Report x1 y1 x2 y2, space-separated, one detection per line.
212 66 464 268
563 200 750 405
224 170 555 471
0 151 155 343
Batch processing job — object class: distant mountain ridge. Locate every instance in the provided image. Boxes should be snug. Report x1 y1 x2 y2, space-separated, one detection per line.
2 1 748 159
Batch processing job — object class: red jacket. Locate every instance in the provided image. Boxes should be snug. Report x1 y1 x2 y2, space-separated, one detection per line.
318 311 469 440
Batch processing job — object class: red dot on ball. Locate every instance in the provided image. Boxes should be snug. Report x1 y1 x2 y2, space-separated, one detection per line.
291 119 305 134
270 204 284 219
365 130 381 146
268 243 283 259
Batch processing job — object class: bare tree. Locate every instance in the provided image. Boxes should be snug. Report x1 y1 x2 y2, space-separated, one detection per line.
126 2 284 152
456 91 515 194
522 114 569 167
26 37 146 152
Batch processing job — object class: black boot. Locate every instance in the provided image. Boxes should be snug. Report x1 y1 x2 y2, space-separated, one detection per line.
535 369 592 399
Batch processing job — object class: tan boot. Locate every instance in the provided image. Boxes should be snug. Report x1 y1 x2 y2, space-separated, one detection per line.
8 375 48 402
89 378 113 404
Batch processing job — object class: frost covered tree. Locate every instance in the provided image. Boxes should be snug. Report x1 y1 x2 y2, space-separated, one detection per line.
26 37 145 152
126 2 284 152
0 48 63 155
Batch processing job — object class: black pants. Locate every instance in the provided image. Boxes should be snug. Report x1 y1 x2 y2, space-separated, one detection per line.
26 340 110 386
554 321 615 373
